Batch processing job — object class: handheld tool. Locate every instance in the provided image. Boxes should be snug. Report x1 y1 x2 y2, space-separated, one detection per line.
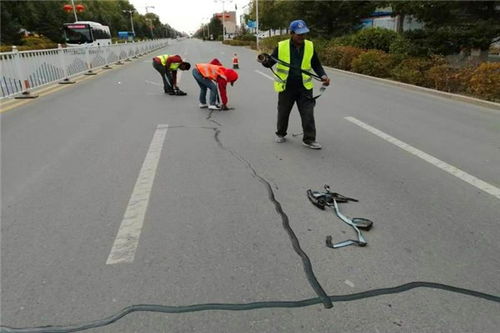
307 185 374 249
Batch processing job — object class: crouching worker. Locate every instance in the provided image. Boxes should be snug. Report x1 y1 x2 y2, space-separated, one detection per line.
192 62 238 110
152 54 191 95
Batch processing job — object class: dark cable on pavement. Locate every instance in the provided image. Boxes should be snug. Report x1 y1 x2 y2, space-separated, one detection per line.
2 282 498 332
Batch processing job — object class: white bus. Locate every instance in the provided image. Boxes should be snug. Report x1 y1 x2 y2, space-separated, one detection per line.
63 21 111 47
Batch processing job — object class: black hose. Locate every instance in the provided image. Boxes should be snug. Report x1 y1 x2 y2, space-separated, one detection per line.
2 282 498 332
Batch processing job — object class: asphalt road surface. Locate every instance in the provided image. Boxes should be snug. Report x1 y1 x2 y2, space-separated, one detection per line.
2 38 499 333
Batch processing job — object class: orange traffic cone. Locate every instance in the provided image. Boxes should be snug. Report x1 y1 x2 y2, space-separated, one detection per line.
232 53 239 69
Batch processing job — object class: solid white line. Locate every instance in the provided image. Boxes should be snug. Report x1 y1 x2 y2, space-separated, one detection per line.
255 69 274 81
106 125 169 264
345 117 500 200
145 80 162 87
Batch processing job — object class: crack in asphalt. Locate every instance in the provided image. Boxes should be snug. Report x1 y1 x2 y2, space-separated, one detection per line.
4 117 500 333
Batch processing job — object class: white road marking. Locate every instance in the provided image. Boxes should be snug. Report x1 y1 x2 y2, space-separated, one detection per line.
255 69 274 81
106 125 169 264
145 80 162 87
345 116 500 200
344 280 355 288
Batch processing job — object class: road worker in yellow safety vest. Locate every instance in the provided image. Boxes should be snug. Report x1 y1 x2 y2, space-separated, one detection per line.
152 54 191 95
257 20 330 149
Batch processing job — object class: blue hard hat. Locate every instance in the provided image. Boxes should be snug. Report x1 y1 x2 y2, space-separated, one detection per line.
289 20 309 34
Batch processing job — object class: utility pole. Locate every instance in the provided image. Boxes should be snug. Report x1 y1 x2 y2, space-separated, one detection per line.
122 10 135 36
256 0 259 50
215 0 232 41
70 0 78 21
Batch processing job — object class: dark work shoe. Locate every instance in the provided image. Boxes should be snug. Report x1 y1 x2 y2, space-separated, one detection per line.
303 141 322 149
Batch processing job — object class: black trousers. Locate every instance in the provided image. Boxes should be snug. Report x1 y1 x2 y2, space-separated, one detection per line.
152 61 174 92
276 86 316 143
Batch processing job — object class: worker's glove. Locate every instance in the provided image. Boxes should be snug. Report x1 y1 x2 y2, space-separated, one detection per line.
257 53 273 67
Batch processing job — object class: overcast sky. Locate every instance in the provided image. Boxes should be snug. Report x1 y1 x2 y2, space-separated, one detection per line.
129 0 252 34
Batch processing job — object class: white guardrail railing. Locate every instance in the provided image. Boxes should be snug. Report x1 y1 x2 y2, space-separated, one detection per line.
0 39 169 99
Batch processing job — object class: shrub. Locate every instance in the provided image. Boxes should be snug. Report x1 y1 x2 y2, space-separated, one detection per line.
350 28 399 52
468 62 500 101
351 50 392 77
234 34 256 42
391 57 432 86
258 35 288 53
19 35 57 50
425 64 464 92
311 38 330 56
322 45 365 70
389 36 413 55
223 40 252 47
391 56 446 87
0 45 13 52
332 34 354 47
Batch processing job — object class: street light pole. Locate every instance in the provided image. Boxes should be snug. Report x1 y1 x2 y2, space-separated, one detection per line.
256 0 259 50
70 0 78 21
123 10 135 36
215 0 232 41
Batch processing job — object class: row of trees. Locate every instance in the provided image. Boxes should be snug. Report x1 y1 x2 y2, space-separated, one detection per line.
193 15 223 40
0 0 183 45
241 0 499 53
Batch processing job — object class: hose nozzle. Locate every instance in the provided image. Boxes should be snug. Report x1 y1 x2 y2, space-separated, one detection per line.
257 53 270 63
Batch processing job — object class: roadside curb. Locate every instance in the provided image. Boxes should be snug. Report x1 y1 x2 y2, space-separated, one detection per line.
325 66 500 111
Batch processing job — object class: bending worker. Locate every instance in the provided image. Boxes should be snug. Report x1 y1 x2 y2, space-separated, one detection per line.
152 54 190 95
258 19 330 149
192 62 238 110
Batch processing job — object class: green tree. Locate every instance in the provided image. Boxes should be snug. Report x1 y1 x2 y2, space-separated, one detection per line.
0 2 24 44
381 1 500 51
0 0 183 45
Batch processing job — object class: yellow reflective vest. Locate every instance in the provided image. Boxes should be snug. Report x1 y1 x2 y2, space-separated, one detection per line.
157 54 181 70
274 39 314 92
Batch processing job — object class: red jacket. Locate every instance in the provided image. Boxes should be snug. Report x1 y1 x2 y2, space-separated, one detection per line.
216 77 228 105
197 62 229 105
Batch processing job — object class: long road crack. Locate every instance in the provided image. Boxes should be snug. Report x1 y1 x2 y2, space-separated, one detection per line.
4 119 500 332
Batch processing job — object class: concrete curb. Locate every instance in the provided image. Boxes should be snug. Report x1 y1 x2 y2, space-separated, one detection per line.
324 66 500 111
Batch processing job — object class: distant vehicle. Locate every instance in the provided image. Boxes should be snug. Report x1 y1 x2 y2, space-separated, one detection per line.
63 21 111 47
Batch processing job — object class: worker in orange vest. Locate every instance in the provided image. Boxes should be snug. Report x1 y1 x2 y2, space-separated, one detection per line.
192 62 238 110
232 53 239 69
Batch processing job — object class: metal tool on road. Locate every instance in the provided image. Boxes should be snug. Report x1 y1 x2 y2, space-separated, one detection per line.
257 53 327 100
307 185 374 249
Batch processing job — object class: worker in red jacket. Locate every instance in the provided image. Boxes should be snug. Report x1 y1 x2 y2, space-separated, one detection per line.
192 62 238 110
152 54 190 95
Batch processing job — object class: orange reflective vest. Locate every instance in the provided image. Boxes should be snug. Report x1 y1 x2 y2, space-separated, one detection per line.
196 63 227 81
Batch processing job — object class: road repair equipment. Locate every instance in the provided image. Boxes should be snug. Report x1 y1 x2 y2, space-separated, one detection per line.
307 185 374 249
258 53 327 100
